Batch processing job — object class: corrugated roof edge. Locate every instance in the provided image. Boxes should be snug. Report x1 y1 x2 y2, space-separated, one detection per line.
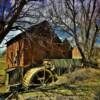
6 20 51 46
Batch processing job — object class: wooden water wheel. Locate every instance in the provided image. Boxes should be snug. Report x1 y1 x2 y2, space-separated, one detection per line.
23 67 55 88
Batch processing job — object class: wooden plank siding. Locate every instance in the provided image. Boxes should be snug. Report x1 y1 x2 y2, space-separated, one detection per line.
23 37 71 66
6 39 24 68
6 37 71 68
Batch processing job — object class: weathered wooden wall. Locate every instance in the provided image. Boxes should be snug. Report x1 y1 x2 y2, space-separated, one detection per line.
23 36 71 65
6 21 72 68
6 37 71 68
6 39 24 68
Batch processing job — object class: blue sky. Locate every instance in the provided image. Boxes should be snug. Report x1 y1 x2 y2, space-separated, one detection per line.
0 0 100 53
54 26 100 48
53 26 71 40
96 39 100 44
0 0 11 18
0 0 46 18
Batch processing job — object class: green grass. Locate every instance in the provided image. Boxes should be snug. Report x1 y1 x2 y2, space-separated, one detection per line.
0 56 9 93
0 56 7 85
0 86 9 93
0 56 7 75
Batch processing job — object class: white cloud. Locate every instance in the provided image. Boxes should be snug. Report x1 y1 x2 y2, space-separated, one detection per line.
10 0 15 7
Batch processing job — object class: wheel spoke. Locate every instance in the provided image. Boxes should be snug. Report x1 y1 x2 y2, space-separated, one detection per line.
35 74 43 85
23 68 57 88
45 75 53 84
43 69 46 84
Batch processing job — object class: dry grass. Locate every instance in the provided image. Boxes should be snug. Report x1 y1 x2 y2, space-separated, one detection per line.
46 68 100 100
67 68 100 85
0 55 100 99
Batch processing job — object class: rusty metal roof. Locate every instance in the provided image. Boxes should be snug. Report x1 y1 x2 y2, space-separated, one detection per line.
6 20 59 46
